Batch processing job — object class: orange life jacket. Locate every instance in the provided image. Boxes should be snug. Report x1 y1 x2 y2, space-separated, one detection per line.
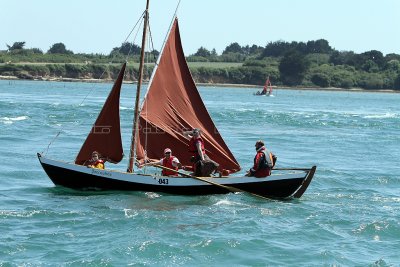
162 156 178 176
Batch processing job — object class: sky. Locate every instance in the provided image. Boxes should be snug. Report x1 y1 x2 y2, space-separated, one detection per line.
1 0 399 56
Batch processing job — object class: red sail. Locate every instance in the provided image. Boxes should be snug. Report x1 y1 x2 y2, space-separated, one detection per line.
135 19 240 173
75 63 126 165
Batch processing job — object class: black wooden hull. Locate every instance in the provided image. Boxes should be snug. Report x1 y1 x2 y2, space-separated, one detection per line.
38 153 316 199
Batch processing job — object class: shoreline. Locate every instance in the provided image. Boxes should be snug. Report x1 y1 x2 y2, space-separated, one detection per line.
1 75 398 94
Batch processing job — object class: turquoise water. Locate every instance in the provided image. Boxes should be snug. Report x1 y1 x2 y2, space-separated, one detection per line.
1 80 399 266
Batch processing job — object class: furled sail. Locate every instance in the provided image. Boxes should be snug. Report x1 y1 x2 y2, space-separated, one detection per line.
135 19 240 173
75 63 126 165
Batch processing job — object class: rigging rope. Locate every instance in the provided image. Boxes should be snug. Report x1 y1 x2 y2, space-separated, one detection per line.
173 0 182 19
127 12 145 59
42 131 60 156
147 20 156 63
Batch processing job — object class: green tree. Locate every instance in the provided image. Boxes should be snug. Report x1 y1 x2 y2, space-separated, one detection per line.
394 74 400 90
239 66 266 84
7 42 26 51
243 44 264 56
220 52 246 62
357 73 384 89
65 64 85 78
294 41 308 54
362 59 379 73
385 60 400 72
361 50 384 69
279 50 310 86
222 42 243 54
330 50 355 65
261 41 291 57
30 48 43 54
110 42 140 56
194 46 211 57
311 73 330 87
48 43 73 54
306 39 332 54
385 53 400 62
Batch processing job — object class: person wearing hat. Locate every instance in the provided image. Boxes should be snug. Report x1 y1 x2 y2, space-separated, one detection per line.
245 140 276 178
183 128 219 176
139 148 182 176
183 128 205 161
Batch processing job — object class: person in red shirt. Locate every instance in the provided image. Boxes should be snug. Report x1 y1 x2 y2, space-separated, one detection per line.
183 128 219 176
139 148 182 176
184 128 205 162
246 140 276 178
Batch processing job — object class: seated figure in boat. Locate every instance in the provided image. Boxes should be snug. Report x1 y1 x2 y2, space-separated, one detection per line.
87 151 105 169
139 148 183 176
245 140 276 178
260 86 267 95
255 88 267 96
183 128 219 177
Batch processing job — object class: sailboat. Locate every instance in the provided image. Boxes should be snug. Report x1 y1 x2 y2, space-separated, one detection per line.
254 76 273 96
37 1 316 200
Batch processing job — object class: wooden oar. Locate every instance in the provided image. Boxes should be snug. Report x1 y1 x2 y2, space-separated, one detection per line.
152 164 271 201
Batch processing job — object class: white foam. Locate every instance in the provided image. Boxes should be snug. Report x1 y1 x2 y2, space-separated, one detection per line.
1 116 29 124
364 113 397 119
0 209 41 217
123 208 139 218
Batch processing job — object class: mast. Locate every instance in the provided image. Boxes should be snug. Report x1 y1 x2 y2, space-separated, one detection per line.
128 0 150 173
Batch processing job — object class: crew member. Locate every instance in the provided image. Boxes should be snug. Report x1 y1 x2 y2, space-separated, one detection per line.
139 148 182 176
246 140 276 178
87 151 105 169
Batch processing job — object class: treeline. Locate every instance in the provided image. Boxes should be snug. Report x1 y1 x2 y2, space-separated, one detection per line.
188 40 400 90
0 42 157 64
1 40 400 90
0 63 151 81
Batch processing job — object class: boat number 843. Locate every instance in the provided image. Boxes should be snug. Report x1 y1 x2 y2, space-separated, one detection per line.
158 178 169 185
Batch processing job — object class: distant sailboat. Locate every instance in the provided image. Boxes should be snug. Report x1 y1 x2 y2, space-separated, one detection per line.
38 0 315 200
255 76 274 96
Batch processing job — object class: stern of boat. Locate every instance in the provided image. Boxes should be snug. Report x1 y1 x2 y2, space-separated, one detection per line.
292 165 317 198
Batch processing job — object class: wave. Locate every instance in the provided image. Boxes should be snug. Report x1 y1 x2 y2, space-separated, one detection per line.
363 113 397 119
213 198 251 208
0 209 42 218
0 116 29 124
123 208 139 218
119 106 131 110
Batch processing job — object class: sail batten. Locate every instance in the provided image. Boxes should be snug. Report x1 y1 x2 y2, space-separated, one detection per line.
135 19 240 173
75 63 126 165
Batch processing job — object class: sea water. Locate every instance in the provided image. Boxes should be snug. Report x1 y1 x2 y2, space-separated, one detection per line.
0 80 399 266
